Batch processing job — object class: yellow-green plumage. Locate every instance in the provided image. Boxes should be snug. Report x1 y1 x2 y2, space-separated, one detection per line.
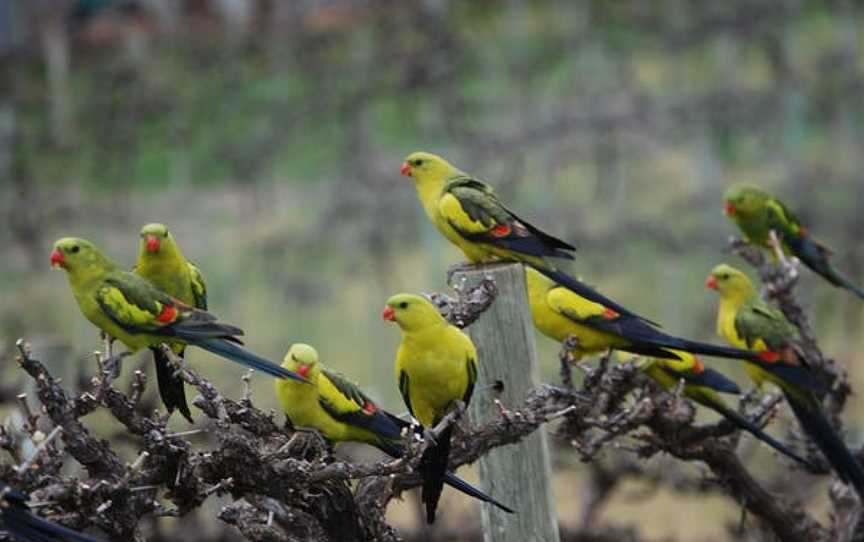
723 183 864 300
134 223 207 422
385 292 477 523
707 263 864 494
275 343 515 517
387 293 477 427
401 151 575 267
51 237 306 383
275 344 388 447
525 267 764 364
526 267 631 358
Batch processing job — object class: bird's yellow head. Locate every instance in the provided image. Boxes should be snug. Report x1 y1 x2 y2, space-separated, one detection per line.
50 238 111 276
382 293 446 332
400 151 458 185
722 183 769 218
705 263 755 299
139 223 176 255
282 343 320 381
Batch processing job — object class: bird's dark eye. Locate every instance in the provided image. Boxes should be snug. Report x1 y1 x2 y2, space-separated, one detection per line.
399 301 408 309
721 273 729 280
413 159 423 167
70 245 80 253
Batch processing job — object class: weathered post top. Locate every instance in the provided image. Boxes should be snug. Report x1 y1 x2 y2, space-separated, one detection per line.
453 262 560 542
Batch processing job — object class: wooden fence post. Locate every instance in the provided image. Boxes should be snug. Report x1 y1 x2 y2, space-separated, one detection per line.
453 263 560 542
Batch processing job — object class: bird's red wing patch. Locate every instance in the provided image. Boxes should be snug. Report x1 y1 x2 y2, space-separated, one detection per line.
758 350 781 363
490 224 511 238
602 307 620 320
692 357 705 374
156 304 178 324
362 402 378 415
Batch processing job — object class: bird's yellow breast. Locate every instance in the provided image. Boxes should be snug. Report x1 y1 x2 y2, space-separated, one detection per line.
72 284 152 352
395 326 475 427
274 376 381 446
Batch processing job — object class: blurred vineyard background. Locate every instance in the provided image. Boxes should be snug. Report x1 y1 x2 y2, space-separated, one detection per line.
1 1 864 540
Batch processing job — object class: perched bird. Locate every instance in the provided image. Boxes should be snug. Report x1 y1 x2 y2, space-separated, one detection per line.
723 183 864 300
133 223 207 422
1 485 103 542
706 263 864 497
383 293 478 523
274 343 513 515
639 351 813 468
401 151 675 324
525 267 770 364
50 237 305 384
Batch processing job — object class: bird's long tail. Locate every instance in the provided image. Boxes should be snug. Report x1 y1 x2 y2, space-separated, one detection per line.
191 337 307 382
536 267 661 326
419 425 453 524
2 506 103 542
377 440 514 514
441 472 515 514
785 391 864 499
790 235 864 300
707 398 815 469
151 347 193 423
536 267 775 364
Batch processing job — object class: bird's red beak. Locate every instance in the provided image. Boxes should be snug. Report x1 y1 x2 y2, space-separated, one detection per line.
297 364 310 378
705 275 718 290
400 162 412 177
50 249 66 269
724 202 736 216
145 235 160 253
382 306 396 322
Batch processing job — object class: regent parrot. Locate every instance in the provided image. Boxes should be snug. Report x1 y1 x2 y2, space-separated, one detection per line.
383 293 478 523
723 183 864 300
1 485 103 542
133 223 207 422
274 343 513 516
50 238 305 384
706 263 864 497
399 151 653 324
639 350 813 468
525 267 774 364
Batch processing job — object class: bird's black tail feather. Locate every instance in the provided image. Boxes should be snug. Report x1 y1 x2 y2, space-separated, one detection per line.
191 337 307 382
788 235 864 300
377 440 514 514
536 267 662 326
151 347 193 423
707 399 815 469
2 506 103 542
785 391 864 499
419 425 453 524
441 471 515 514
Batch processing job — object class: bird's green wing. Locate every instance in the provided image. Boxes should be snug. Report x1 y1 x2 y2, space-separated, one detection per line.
95 274 182 333
320 369 405 440
440 176 575 258
734 298 797 351
188 262 208 310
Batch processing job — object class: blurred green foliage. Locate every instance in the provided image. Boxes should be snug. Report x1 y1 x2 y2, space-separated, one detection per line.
1 0 864 538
